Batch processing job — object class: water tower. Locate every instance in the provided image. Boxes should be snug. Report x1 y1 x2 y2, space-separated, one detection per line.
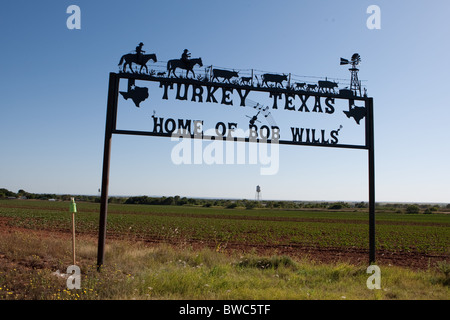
255 185 262 201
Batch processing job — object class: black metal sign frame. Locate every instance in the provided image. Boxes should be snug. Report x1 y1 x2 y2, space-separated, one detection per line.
97 71 375 269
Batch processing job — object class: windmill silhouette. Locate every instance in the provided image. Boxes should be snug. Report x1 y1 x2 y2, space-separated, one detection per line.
340 53 362 97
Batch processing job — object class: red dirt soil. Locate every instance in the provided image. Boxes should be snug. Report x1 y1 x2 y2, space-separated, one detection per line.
0 216 447 270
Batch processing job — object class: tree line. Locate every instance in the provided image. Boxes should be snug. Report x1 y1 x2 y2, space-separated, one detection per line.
1 188 448 212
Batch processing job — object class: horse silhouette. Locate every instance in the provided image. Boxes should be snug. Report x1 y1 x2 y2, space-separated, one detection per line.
167 58 203 78
118 53 157 73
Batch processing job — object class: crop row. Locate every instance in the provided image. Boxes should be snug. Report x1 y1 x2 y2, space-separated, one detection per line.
0 201 448 254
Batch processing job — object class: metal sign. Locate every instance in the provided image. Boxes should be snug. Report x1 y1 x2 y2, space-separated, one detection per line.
97 45 375 269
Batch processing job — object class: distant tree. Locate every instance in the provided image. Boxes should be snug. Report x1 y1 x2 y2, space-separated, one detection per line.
406 204 420 214
187 198 197 205
265 201 274 209
354 202 367 208
424 206 439 214
0 188 16 198
226 203 237 209
17 189 32 199
162 196 174 205
179 197 188 205
328 203 343 210
245 201 258 210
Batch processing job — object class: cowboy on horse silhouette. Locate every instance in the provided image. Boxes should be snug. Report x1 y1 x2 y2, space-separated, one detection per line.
118 42 157 73
181 49 191 67
167 49 202 78
136 42 145 64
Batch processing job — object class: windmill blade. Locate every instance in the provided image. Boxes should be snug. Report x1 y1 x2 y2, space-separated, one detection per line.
340 58 350 65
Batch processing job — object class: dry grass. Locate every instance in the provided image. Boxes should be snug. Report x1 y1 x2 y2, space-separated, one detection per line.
0 230 448 300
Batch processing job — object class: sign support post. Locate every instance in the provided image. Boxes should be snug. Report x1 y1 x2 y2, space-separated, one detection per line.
366 98 376 264
97 72 119 270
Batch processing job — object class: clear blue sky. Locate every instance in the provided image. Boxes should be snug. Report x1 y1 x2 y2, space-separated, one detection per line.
1 1 449 203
